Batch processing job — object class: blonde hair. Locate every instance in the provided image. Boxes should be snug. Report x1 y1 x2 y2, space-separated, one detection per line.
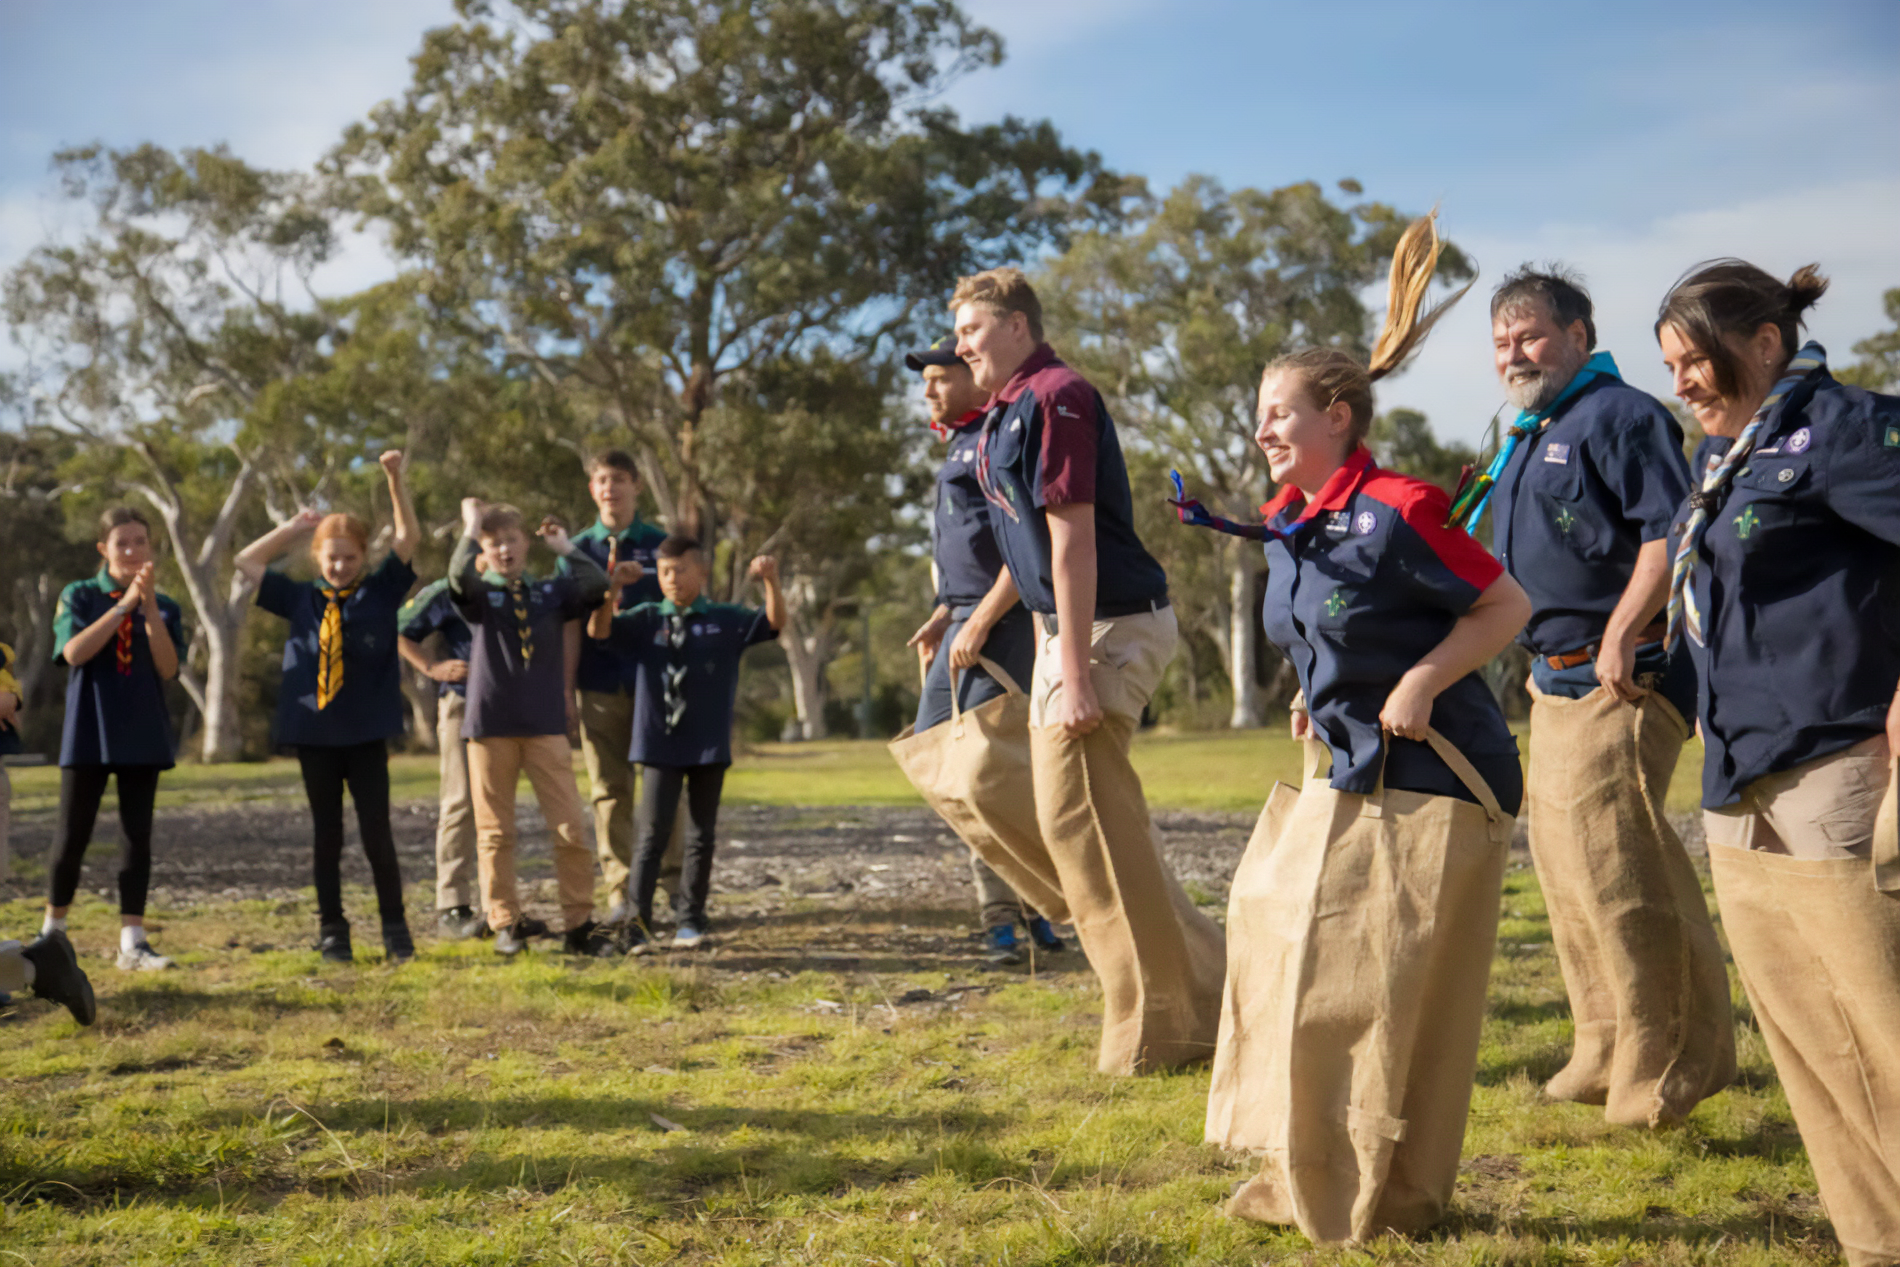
948 267 1044 342
311 512 369 555
1263 212 1472 442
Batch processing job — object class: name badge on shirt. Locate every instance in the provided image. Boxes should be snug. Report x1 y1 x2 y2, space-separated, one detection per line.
1543 442 1571 464
1325 511 1350 534
487 593 505 608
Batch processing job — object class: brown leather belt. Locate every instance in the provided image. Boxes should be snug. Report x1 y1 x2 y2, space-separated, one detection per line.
1542 620 1667 671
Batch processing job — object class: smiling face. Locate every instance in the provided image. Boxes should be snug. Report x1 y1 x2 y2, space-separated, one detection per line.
478 525 530 581
97 522 153 584
1659 321 1781 439
952 302 1035 396
1256 370 1354 495
657 552 706 607
589 464 640 527
314 536 366 589
1493 302 1591 413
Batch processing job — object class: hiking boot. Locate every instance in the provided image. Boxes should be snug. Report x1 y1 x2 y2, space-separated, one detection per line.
436 906 486 941
1026 916 1066 954
562 920 617 958
382 918 416 963
117 937 175 972
23 931 96 1026
984 924 1023 966
672 921 708 949
494 916 548 957
316 921 353 965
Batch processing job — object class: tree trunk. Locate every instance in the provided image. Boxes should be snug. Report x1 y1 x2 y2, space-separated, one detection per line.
194 610 248 763
11 573 57 710
1226 543 1265 729
781 624 831 740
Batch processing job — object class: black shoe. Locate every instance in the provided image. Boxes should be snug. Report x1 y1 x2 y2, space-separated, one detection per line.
23 931 96 1026
618 922 651 956
494 916 547 957
436 906 486 941
1026 916 1066 953
317 921 353 964
562 920 617 958
382 918 416 963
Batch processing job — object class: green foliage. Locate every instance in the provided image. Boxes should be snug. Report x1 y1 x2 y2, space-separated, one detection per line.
1836 286 1900 391
1370 407 1477 494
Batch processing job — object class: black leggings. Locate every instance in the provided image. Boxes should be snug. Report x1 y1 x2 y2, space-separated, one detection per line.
297 741 406 926
636 764 726 927
50 765 162 915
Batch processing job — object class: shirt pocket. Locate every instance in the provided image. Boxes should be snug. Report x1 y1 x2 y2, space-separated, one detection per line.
1306 535 1381 629
1727 459 1816 555
1530 462 1606 557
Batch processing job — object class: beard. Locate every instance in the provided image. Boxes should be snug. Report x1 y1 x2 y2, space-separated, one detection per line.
1502 362 1571 413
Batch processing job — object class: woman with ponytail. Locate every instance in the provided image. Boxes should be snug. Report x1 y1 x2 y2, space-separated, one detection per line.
1188 215 1531 1243
236 452 420 964
1658 260 1900 1262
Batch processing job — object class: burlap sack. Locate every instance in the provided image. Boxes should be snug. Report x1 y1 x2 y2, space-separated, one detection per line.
888 656 1071 924
1206 728 1512 1244
1709 764 1900 1267
1526 683 1736 1126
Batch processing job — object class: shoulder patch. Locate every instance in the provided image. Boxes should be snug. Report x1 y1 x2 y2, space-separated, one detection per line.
1884 423 1900 449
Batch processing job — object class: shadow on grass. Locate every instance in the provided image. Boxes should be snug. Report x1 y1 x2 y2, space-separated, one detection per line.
1443 1203 1836 1256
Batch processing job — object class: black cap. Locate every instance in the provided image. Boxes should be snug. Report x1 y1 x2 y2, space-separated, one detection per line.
904 334 964 373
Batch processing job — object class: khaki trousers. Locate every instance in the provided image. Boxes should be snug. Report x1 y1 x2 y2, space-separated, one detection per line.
1526 683 1735 1125
467 734 595 933
1028 606 1227 1075
971 852 1031 929
578 689 681 911
1706 739 1900 1267
434 693 478 911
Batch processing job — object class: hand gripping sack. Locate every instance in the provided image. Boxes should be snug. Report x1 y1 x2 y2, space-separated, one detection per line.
1205 728 1513 1244
887 656 1070 923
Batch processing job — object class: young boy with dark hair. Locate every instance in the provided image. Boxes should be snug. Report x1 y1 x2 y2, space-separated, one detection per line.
450 499 611 957
588 537 784 950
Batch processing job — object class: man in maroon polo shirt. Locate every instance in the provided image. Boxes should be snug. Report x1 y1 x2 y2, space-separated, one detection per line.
952 267 1225 1075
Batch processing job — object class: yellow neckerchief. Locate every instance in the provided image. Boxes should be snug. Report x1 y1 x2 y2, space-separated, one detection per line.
315 578 360 709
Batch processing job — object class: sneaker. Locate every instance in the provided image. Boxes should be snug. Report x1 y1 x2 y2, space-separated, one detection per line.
117 938 175 972
316 922 353 965
672 922 708 949
984 924 1023 966
494 916 548 957
1026 916 1066 954
24 930 97 1025
562 920 617 958
382 918 416 963
619 923 651 956
436 906 487 941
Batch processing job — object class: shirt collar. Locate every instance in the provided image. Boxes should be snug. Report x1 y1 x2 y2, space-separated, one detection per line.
945 408 985 434
586 516 653 543
659 595 710 616
91 568 125 594
1259 446 1376 525
991 343 1061 406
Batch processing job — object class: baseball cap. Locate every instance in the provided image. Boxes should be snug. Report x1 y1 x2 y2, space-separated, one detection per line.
904 334 964 373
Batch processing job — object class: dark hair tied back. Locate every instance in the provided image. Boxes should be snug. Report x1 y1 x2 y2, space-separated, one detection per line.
1654 259 1829 397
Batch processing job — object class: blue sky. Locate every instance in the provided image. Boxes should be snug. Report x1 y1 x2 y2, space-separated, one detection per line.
3 0 1895 441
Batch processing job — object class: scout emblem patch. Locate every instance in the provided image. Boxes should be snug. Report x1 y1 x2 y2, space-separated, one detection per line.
1786 427 1812 454
1324 589 1351 617
1884 425 1899 449
1554 506 1579 536
1543 443 1570 464
1354 511 1376 535
1733 505 1760 540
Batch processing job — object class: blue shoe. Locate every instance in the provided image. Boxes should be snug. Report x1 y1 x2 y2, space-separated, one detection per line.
672 922 708 949
1026 916 1065 953
984 924 1023 965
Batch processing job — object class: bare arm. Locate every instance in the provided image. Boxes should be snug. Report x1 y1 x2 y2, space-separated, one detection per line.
142 583 179 680
1379 573 1533 740
1047 504 1100 736
380 451 420 564
748 556 786 630
399 634 467 684
234 508 323 584
1594 537 1672 702
948 568 1022 670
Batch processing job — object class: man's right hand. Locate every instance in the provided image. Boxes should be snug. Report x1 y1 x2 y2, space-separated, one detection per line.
907 606 952 661
428 659 470 684
460 497 485 535
1290 707 1312 741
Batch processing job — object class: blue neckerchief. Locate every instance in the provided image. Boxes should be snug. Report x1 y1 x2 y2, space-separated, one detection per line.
1463 351 1621 529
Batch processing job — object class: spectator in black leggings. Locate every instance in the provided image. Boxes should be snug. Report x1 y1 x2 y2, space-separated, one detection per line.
44 506 184 971
236 451 421 964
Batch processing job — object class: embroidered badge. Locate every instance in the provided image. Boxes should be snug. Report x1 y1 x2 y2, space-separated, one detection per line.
1733 505 1760 539
1553 506 1579 535
1324 589 1351 617
1755 443 1781 456
1354 511 1376 535
1885 425 1900 449
1787 427 1812 454
1325 511 1350 533
1543 442 1571 464
691 624 705 636
487 592 505 608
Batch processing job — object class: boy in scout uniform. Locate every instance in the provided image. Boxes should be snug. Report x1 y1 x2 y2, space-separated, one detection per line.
399 567 485 939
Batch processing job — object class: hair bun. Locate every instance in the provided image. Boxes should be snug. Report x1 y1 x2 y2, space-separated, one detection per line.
1786 263 1829 316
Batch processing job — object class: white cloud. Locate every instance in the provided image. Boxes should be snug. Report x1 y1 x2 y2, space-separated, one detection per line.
1382 178 1900 447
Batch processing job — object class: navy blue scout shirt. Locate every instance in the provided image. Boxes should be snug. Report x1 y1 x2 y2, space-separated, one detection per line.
975 344 1167 616
449 536 609 740
566 518 666 694
1491 373 1692 656
599 597 778 767
257 554 416 748
53 571 185 769
934 410 1005 607
398 579 474 699
1673 367 1900 809
1263 448 1523 815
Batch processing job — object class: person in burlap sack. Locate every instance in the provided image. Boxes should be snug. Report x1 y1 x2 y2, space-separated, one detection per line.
953 267 1226 1076
1442 266 1734 1126
1658 258 1900 1267
899 334 1066 966
1186 213 1532 1243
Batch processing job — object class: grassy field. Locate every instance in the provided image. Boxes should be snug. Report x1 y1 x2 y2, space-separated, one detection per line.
1 726 1711 817
1 730 1817 1267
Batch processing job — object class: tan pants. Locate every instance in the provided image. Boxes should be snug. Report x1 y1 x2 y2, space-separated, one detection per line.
434 693 478 911
1706 738 1900 1267
468 734 595 933
1029 606 1227 1074
971 852 1033 929
578 689 681 910
1526 684 1735 1125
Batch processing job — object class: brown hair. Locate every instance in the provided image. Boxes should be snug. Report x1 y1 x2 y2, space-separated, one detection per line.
1263 213 1472 442
477 504 524 537
1654 259 1828 398
657 535 704 561
587 449 639 479
1491 263 1596 350
949 267 1044 343
311 512 369 554
96 506 152 543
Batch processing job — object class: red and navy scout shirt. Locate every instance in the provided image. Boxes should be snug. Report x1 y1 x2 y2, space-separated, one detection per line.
1263 447 1522 814
975 344 1167 616
1673 367 1900 809
933 409 1005 608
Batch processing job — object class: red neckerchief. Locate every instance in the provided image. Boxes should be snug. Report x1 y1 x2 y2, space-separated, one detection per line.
931 407 984 443
105 587 136 675
1257 446 1377 528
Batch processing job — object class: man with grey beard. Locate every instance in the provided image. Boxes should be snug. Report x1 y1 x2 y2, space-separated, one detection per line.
1473 266 1734 1127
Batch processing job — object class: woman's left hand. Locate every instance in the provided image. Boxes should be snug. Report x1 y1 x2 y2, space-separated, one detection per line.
1379 670 1436 742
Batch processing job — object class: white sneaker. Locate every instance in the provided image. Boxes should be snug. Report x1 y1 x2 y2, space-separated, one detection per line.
116 942 174 971
672 923 707 949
